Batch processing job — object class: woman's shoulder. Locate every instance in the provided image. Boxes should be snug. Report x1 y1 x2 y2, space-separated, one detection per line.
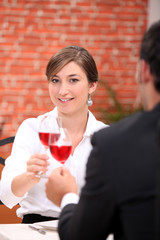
88 110 109 134
19 109 56 130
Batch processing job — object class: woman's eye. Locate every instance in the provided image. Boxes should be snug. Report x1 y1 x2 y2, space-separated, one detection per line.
51 79 59 83
70 78 79 83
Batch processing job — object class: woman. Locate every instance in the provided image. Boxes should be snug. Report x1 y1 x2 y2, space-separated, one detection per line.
0 46 108 223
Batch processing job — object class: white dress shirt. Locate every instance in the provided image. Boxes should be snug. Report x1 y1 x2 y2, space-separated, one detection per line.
0 108 107 219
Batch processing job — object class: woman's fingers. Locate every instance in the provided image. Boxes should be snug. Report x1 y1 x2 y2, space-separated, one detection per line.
27 153 49 176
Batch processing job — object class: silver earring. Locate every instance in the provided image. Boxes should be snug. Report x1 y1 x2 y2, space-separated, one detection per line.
87 94 93 106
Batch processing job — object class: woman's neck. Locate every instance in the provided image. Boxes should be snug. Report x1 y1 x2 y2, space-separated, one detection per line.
58 109 88 134
58 108 89 153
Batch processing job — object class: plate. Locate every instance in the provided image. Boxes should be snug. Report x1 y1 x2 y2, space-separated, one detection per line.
34 220 58 231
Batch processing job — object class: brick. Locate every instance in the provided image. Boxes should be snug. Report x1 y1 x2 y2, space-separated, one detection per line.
0 0 148 149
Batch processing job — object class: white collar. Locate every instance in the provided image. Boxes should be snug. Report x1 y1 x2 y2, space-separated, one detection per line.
47 107 100 138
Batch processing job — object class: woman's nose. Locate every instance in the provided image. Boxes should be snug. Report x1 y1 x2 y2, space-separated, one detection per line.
59 82 69 95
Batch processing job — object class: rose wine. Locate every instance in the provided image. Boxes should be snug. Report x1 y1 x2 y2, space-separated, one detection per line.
49 145 72 164
39 132 60 147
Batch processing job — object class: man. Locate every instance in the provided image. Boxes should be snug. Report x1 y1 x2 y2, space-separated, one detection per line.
45 20 160 240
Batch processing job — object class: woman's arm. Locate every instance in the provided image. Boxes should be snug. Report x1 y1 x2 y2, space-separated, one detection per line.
11 153 49 197
0 117 48 208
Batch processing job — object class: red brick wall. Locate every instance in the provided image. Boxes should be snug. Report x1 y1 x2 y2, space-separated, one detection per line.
0 0 148 154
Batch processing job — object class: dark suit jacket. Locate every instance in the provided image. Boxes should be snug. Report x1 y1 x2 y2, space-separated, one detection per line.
58 103 160 240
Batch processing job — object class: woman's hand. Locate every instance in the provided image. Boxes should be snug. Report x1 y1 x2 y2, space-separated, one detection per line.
26 153 49 181
11 153 49 197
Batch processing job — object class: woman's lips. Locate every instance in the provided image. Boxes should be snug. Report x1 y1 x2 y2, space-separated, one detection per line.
58 98 74 103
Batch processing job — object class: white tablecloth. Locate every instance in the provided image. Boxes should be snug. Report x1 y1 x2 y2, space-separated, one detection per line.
0 223 113 240
0 224 60 240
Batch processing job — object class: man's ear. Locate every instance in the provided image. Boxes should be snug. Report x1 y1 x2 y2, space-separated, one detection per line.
141 60 152 83
88 81 97 94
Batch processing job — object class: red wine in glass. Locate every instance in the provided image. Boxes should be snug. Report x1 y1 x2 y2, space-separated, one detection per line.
39 132 50 148
49 128 72 165
50 145 72 164
39 132 60 148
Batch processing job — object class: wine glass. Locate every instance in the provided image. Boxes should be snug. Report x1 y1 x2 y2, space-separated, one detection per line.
36 115 61 178
49 127 72 165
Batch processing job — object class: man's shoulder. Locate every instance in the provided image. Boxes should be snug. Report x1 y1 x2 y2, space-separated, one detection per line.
94 111 143 140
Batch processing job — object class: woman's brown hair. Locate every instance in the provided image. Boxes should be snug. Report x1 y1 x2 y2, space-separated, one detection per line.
46 45 98 83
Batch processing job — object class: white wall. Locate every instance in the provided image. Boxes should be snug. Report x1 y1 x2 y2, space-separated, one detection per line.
148 0 160 27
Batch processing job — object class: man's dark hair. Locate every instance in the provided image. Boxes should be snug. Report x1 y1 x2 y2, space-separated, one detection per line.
140 20 160 92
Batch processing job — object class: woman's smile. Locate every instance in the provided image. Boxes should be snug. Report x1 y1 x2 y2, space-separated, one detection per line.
58 98 74 103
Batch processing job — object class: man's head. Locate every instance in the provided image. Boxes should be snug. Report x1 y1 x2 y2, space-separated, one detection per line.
140 20 160 92
136 20 160 110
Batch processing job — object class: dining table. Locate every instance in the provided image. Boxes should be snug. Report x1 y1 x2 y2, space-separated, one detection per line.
0 220 60 240
0 220 114 240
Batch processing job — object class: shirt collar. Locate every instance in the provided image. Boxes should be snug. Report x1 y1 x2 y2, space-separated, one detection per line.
83 110 99 137
48 108 98 138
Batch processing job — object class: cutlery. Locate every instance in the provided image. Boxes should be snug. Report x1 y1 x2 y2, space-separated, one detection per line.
29 224 46 235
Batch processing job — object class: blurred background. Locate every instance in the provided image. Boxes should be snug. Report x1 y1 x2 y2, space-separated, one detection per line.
0 0 160 224
0 0 160 153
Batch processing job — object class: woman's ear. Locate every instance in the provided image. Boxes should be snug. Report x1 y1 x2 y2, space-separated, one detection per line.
88 81 97 94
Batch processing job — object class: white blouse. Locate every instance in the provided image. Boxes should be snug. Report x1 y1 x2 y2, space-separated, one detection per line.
0 108 107 219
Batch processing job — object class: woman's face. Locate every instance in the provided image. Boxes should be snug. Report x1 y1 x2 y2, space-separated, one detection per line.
48 61 97 115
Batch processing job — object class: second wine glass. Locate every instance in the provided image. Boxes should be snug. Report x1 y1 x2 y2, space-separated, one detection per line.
49 127 72 165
